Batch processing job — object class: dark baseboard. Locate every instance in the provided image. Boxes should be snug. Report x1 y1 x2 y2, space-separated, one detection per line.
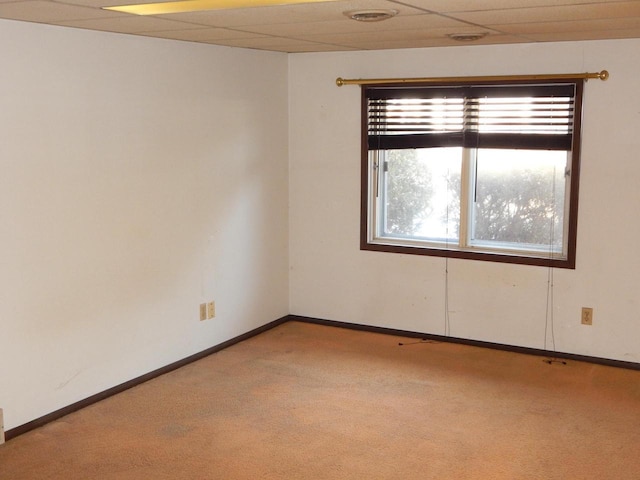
5 316 289 442
288 314 640 372
7 313 639 442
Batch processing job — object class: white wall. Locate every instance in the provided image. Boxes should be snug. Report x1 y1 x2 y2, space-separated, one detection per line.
2 19 639 432
0 20 289 430
289 40 640 363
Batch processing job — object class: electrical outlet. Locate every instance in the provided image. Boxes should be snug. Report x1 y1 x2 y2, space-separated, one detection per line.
581 307 593 325
199 303 207 321
207 301 216 319
1 408 5 445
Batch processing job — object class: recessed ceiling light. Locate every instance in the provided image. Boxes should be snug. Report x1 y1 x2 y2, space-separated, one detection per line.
447 32 488 42
345 9 398 22
103 0 339 15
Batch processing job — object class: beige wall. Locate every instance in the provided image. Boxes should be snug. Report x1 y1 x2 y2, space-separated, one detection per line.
289 40 640 363
0 20 289 430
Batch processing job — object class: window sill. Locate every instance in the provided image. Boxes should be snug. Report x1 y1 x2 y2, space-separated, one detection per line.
361 240 575 269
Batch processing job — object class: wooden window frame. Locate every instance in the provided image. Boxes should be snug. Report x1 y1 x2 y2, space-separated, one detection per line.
360 79 584 269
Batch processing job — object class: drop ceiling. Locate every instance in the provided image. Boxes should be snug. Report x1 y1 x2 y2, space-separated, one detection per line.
1 0 639 52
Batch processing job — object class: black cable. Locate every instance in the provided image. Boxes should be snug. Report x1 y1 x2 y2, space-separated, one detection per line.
398 339 439 346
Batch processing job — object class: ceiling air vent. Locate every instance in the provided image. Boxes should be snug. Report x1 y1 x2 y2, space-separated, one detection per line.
345 9 398 22
447 32 488 42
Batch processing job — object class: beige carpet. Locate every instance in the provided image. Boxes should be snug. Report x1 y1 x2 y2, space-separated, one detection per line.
1 321 639 479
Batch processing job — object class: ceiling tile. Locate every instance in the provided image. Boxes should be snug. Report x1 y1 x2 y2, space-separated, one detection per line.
525 28 640 42
448 3 640 26
259 43 357 53
144 27 267 42
0 0 122 22
56 15 203 33
396 0 632 13
210 35 347 52
488 16 640 34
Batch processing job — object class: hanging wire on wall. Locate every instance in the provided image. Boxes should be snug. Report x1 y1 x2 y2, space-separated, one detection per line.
544 164 558 352
444 162 452 337
543 161 566 365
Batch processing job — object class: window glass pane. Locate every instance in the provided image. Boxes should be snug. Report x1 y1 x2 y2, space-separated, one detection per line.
476 96 573 135
471 149 567 252
382 148 461 243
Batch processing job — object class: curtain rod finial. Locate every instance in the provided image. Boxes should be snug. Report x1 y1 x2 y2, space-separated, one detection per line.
599 70 609 81
336 77 345 87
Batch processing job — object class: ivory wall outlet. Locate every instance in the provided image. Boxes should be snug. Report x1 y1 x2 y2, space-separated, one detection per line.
581 307 593 325
199 303 207 321
207 301 216 319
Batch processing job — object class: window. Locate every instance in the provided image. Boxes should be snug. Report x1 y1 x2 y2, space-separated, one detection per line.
361 79 584 268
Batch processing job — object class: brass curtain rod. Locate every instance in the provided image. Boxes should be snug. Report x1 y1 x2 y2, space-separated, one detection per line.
335 70 609 86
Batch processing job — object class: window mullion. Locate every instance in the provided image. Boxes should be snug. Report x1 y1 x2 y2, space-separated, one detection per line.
459 148 474 249
459 93 477 250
